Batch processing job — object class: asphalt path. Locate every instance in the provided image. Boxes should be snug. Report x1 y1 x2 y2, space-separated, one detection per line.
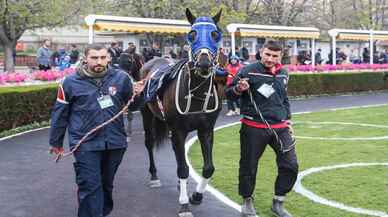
1 92 388 217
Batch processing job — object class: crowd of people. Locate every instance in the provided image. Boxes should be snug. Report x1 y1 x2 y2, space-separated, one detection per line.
36 39 80 71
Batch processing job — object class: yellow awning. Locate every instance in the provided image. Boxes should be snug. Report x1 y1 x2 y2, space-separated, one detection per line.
238 30 320 39
337 33 388 41
94 22 191 34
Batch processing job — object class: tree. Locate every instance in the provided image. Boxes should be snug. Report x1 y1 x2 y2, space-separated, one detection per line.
0 0 103 72
303 0 388 31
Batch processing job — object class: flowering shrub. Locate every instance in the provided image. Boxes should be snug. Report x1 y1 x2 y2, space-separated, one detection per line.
0 68 76 85
33 68 76 81
287 64 388 73
0 72 28 83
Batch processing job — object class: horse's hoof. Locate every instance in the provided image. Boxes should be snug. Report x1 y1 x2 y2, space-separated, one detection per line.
178 204 193 217
178 212 193 217
189 192 203 205
148 179 162 188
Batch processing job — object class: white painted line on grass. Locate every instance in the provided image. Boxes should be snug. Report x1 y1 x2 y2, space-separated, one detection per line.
294 121 388 141
294 163 388 217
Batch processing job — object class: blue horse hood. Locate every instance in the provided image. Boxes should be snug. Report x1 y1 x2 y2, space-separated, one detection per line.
187 17 222 56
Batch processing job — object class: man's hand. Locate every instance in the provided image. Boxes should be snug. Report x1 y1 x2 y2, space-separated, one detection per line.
49 146 65 163
133 80 146 96
287 121 295 136
49 146 64 155
236 78 250 92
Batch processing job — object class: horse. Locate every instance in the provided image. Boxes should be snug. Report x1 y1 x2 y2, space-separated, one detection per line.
138 8 224 217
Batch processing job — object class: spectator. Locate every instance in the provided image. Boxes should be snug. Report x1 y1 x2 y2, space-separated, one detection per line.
36 39 52 70
69 44 80 64
144 42 162 62
240 46 250 61
225 55 242 116
229 46 240 59
315 49 322 65
108 41 122 66
119 42 144 141
255 50 261 61
363 47 370 63
58 55 71 71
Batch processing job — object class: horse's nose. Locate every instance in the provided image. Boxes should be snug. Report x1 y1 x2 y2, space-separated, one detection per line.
197 53 212 69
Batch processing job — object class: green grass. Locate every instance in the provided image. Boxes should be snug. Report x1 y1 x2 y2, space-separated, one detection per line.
0 83 56 94
189 105 388 217
0 121 50 138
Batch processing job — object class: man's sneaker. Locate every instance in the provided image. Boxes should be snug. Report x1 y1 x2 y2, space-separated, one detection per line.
271 199 292 217
241 197 257 217
235 108 240 115
226 110 234 116
126 137 131 143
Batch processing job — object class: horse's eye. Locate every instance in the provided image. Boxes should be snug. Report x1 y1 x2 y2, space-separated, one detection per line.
211 31 220 42
188 30 197 42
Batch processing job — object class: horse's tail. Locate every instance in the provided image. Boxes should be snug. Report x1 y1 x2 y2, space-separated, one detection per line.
153 117 169 147
141 104 169 149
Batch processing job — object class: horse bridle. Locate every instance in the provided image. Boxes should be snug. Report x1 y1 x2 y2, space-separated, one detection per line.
188 48 219 78
175 49 220 115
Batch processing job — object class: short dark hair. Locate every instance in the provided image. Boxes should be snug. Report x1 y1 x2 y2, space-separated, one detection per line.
263 40 282 52
84 44 107 56
43 39 50 43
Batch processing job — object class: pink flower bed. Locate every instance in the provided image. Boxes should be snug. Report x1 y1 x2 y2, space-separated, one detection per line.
0 68 76 85
0 72 28 84
287 64 388 73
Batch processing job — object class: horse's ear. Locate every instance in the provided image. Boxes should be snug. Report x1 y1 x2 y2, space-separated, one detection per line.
212 9 222 24
186 8 196 25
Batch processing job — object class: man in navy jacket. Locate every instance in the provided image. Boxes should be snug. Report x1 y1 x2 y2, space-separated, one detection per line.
49 44 133 217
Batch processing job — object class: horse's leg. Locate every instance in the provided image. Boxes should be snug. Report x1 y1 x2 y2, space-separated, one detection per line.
190 128 215 205
171 129 193 217
141 106 161 188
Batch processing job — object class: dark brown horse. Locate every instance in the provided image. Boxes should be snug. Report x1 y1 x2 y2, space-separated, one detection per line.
138 9 225 217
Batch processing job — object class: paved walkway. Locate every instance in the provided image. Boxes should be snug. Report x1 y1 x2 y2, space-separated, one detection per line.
1 92 388 217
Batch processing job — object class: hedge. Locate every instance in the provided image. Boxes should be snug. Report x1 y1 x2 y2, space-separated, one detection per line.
287 71 388 96
0 84 57 132
1 71 388 133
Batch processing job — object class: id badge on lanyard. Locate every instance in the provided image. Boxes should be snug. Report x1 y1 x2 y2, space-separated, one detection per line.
97 95 114 109
257 83 275 98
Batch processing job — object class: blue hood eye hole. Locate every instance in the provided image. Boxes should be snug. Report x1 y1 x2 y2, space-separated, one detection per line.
211 31 221 42
188 30 197 43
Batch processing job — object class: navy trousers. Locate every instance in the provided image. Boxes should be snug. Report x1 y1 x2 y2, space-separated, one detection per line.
73 148 126 217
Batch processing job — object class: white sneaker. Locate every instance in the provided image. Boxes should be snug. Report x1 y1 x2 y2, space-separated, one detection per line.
126 137 131 142
235 108 240 115
226 110 234 116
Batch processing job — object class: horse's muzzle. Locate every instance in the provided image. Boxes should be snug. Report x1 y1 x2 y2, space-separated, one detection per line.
196 52 213 72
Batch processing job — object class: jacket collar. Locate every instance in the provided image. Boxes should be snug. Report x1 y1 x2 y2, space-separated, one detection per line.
257 61 283 75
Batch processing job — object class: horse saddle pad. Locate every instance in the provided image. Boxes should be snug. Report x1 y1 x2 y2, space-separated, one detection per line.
144 59 188 103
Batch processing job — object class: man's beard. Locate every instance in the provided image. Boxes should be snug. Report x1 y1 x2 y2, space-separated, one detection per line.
92 65 107 73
